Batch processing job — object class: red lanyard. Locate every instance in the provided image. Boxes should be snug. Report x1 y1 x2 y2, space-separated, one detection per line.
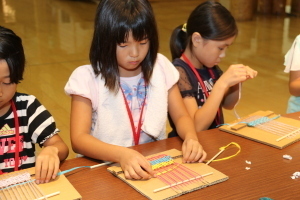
11 100 20 171
120 85 147 145
181 54 221 125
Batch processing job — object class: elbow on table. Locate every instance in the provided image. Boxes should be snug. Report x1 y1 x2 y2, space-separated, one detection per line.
289 86 300 97
70 138 84 155
222 104 234 110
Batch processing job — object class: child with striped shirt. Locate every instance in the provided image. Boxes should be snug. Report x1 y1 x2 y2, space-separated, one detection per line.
0 26 69 184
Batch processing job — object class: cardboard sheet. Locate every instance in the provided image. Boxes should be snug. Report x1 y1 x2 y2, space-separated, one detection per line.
0 167 82 200
107 149 228 200
219 110 300 149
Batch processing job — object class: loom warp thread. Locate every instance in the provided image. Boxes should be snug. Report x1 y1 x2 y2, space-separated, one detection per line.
0 172 55 200
147 154 209 193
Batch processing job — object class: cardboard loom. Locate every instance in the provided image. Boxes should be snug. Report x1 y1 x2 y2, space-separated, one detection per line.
0 167 81 200
107 149 228 200
219 110 300 149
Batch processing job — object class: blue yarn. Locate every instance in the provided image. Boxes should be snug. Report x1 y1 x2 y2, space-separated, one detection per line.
149 156 172 165
0 179 35 190
218 115 281 128
216 123 231 127
247 115 280 127
57 166 91 176
0 166 92 190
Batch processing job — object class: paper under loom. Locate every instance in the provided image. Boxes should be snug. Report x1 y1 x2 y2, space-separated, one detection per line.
107 149 228 200
0 167 81 200
219 110 300 149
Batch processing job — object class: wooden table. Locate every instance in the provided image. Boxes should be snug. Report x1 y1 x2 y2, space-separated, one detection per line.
60 112 300 200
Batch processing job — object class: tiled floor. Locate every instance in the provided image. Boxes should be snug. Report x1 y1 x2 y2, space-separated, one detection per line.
1 0 299 159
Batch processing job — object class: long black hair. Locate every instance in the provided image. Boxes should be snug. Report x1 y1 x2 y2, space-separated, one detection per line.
0 26 25 84
170 1 238 60
90 0 159 92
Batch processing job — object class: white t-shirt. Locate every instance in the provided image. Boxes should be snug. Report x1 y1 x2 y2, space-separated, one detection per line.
120 73 153 145
284 34 300 72
65 53 179 147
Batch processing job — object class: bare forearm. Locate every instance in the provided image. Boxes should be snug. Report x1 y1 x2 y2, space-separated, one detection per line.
175 115 199 141
222 83 240 109
52 141 69 161
72 134 129 162
194 82 227 131
42 135 69 161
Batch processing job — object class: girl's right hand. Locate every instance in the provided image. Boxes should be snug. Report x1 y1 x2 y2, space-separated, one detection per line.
119 148 155 180
219 64 257 87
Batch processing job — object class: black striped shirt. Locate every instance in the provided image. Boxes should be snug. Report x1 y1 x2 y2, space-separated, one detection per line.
0 92 59 174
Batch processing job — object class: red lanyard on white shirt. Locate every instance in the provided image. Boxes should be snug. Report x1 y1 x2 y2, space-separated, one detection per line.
120 85 147 145
11 100 20 171
181 54 221 125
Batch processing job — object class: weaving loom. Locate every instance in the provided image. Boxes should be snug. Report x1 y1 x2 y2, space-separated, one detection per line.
0 167 81 200
107 149 228 200
219 110 300 149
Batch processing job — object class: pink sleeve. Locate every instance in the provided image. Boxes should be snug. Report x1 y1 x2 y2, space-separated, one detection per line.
64 65 98 111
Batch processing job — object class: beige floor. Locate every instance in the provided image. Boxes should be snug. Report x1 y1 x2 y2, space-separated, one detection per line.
1 0 299 159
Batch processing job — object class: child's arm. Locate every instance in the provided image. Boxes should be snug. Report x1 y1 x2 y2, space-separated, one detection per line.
222 65 257 109
35 134 69 184
184 64 257 132
289 71 300 96
168 85 207 163
70 95 154 180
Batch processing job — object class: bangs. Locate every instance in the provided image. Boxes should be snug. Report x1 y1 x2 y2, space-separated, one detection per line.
115 14 151 43
97 0 157 44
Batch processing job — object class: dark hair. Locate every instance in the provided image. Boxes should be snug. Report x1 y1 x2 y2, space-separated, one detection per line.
0 26 25 84
170 1 238 60
90 0 159 92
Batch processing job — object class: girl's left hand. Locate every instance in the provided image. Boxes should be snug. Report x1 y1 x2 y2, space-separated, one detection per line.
181 138 207 163
34 146 60 184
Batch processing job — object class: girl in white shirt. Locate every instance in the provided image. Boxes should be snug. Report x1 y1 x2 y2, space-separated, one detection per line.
65 0 206 180
284 34 300 113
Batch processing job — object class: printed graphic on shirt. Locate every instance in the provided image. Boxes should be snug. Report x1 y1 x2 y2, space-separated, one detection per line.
121 77 148 113
197 78 214 105
0 124 26 167
0 133 29 174
0 135 24 155
0 124 14 136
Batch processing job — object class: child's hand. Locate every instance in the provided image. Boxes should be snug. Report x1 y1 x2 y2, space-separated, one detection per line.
219 64 257 87
245 65 258 79
35 146 60 184
119 148 155 180
182 138 207 163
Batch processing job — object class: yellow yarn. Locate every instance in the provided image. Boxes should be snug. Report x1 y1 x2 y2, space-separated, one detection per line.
152 160 174 170
206 142 241 163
